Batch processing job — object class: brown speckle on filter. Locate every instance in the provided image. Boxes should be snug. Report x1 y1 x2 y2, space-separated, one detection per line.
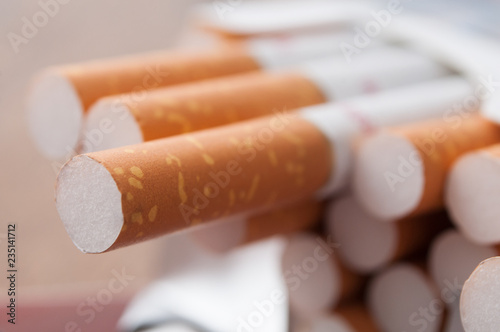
166 113 191 133
246 175 260 202
56 114 331 253
148 206 158 222
128 177 143 190
267 150 278 166
130 166 144 178
165 153 181 167
85 48 430 154
185 136 205 150
203 186 213 197
131 213 143 225
27 46 262 160
201 153 215 165
178 172 188 204
114 167 124 175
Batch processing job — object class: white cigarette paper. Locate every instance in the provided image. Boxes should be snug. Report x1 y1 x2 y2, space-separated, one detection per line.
27 29 380 161
301 75 472 195
460 256 500 332
83 46 449 153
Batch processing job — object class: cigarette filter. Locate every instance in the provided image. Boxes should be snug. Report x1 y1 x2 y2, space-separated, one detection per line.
300 76 472 194
56 114 332 253
353 114 500 221
446 143 500 244
460 256 500 332
429 229 498 305
299 304 379 332
83 46 449 153
57 77 470 253
27 30 378 160
327 195 448 274
368 263 444 332
428 229 497 332
281 233 362 317
190 199 322 252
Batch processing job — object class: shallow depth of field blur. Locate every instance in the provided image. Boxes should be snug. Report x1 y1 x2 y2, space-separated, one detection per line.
1 0 500 331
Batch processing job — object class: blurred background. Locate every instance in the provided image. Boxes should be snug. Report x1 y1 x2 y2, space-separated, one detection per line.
0 1 207 330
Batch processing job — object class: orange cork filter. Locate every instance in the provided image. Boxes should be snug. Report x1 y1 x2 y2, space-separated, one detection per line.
190 199 322 252
82 46 449 153
56 114 332 253
353 114 500 221
27 46 260 160
27 30 384 160
81 70 326 153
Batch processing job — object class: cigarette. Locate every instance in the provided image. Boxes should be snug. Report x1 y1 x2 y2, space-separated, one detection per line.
281 232 362 317
56 114 333 253
460 256 500 332
190 200 322 252
301 76 472 194
445 143 500 244
368 263 444 332
57 77 469 253
27 30 380 160
82 46 449 153
427 229 497 332
326 195 448 274
428 229 498 305
297 304 379 332
352 114 500 221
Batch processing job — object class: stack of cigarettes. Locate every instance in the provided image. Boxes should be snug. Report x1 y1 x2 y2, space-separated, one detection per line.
28 1 500 331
